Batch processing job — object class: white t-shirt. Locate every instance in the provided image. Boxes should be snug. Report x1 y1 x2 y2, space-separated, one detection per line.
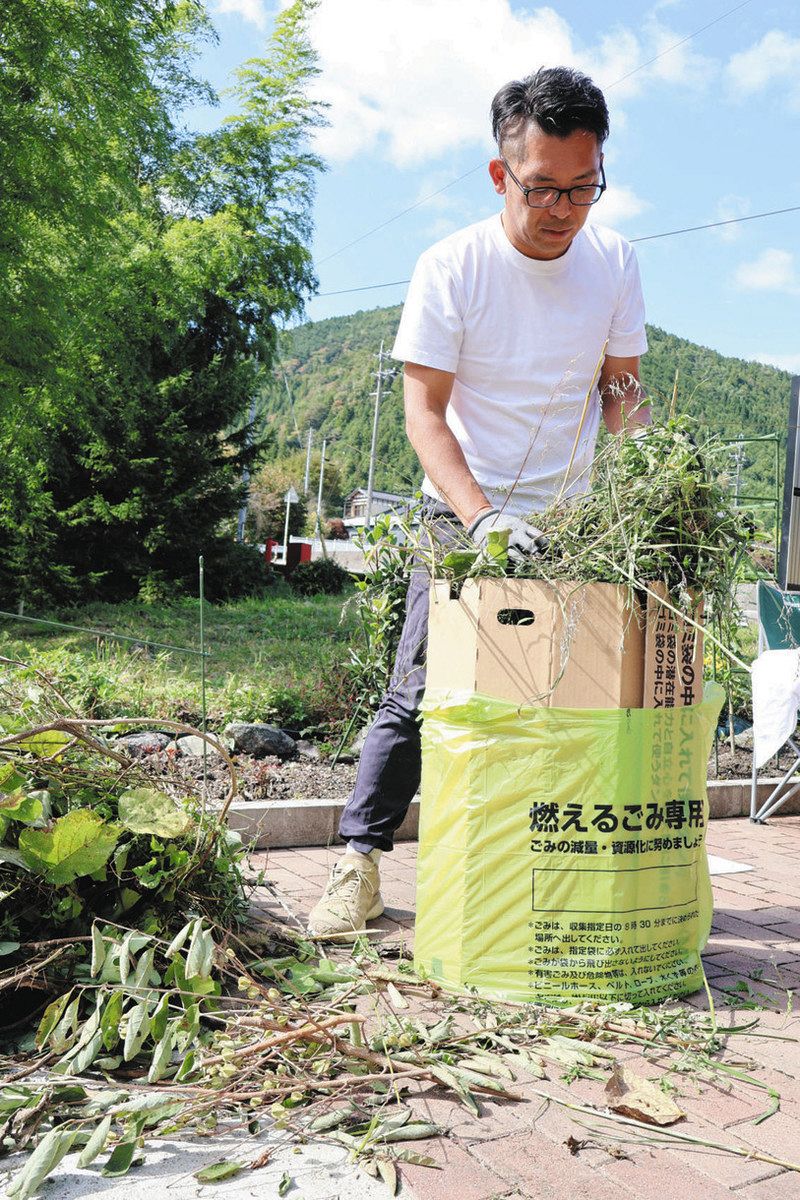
391 213 647 516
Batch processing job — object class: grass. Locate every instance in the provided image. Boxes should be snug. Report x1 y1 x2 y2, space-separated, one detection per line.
0 585 358 736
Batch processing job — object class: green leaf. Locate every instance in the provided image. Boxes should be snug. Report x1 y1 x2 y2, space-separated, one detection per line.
6 1128 78 1198
101 1138 139 1177
118 930 134 986
442 550 479 576
308 1105 354 1133
195 1160 245 1184
150 993 170 1042
0 789 43 825
132 947 157 990
0 763 25 794
69 1029 104 1074
101 991 124 1051
0 940 20 955
185 922 215 980
0 1086 38 1115
13 730 71 758
278 1171 293 1196
147 1021 177 1083
0 848 32 870
77 1114 114 1168
117 787 192 838
113 1095 183 1121
48 996 81 1054
429 1064 479 1116
36 992 72 1047
91 925 106 977
486 527 509 567
123 1001 151 1062
18 810 120 885
378 1122 444 1143
174 1049 197 1081
164 920 193 959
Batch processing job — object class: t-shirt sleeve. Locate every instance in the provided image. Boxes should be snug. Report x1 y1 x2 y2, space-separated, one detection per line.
391 252 464 372
607 245 648 358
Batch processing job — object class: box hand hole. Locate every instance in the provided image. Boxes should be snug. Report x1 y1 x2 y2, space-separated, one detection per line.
497 608 535 626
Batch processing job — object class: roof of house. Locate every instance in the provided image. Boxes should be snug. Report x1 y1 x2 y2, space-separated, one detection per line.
344 488 414 504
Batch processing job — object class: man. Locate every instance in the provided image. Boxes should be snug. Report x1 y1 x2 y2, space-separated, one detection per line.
308 66 650 939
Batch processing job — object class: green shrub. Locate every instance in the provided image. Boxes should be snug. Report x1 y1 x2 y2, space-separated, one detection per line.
202 539 276 602
289 558 349 596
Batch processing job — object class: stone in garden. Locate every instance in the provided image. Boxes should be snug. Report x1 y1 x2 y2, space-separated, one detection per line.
224 722 297 759
296 739 322 761
118 731 171 757
176 734 223 757
348 724 372 759
734 727 754 750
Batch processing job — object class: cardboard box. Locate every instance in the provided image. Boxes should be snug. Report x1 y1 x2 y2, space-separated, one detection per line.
643 583 704 709
426 578 703 709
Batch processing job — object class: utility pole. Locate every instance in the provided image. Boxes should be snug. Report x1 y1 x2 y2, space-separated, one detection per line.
365 341 396 527
316 436 327 522
236 396 258 543
283 486 299 562
302 427 314 492
303 427 314 494
316 437 328 559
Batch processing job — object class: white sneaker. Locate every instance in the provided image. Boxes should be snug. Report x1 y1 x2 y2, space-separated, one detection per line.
306 849 384 939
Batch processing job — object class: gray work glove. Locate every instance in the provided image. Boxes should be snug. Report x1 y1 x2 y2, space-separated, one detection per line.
467 508 548 563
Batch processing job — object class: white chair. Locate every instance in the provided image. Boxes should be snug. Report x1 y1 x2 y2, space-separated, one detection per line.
750 579 800 822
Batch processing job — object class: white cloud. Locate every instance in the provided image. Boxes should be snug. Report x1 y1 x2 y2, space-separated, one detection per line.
212 0 269 29
726 30 800 108
713 194 752 242
305 1 718 166
639 18 715 88
587 183 648 230
749 352 800 374
734 249 800 294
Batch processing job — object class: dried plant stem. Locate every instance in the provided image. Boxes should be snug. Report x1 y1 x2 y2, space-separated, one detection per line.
202 1013 367 1068
554 339 608 507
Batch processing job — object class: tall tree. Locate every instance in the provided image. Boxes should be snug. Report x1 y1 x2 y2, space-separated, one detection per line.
0 1 326 605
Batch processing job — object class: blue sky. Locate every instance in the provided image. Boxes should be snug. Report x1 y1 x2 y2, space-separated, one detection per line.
192 0 799 374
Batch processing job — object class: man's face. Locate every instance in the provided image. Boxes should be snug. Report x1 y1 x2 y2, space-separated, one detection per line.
489 126 603 260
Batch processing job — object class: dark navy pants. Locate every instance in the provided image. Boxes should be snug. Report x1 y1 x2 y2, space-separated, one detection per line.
338 506 462 854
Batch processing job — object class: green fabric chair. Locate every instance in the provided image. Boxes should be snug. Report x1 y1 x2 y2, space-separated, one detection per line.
751 580 800 822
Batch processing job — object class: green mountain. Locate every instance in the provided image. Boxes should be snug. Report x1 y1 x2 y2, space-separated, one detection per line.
261 304 793 508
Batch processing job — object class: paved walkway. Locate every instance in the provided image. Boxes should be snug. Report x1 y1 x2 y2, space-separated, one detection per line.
253 816 800 1200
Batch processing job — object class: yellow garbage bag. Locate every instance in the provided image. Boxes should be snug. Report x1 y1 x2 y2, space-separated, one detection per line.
414 684 724 1005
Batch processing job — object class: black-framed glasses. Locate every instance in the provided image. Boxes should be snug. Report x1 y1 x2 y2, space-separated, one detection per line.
501 159 607 208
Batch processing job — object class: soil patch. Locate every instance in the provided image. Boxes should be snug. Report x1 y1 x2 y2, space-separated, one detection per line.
138 747 359 804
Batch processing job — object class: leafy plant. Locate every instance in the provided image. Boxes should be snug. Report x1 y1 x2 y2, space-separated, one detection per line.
0 711 248 955
289 559 350 597
437 418 755 670
346 514 414 713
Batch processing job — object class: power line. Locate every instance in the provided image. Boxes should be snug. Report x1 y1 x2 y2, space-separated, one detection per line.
316 165 485 266
604 0 755 92
314 0 756 267
319 279 410 298
630 204 800 244
315 203 800 298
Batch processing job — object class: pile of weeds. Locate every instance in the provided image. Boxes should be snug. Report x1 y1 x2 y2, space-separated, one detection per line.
0 663 249 1005
437 417 755 668
2 918 798 1196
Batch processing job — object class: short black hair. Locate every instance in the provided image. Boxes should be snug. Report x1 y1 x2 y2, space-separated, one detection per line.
491 67 609 159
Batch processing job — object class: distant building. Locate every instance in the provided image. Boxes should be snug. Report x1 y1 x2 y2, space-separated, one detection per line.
342 488 415 529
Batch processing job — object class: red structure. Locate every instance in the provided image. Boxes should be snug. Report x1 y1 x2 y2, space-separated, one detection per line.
265 539 311 576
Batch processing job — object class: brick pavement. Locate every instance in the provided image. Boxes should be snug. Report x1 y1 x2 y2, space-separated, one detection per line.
251 817 800 1199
